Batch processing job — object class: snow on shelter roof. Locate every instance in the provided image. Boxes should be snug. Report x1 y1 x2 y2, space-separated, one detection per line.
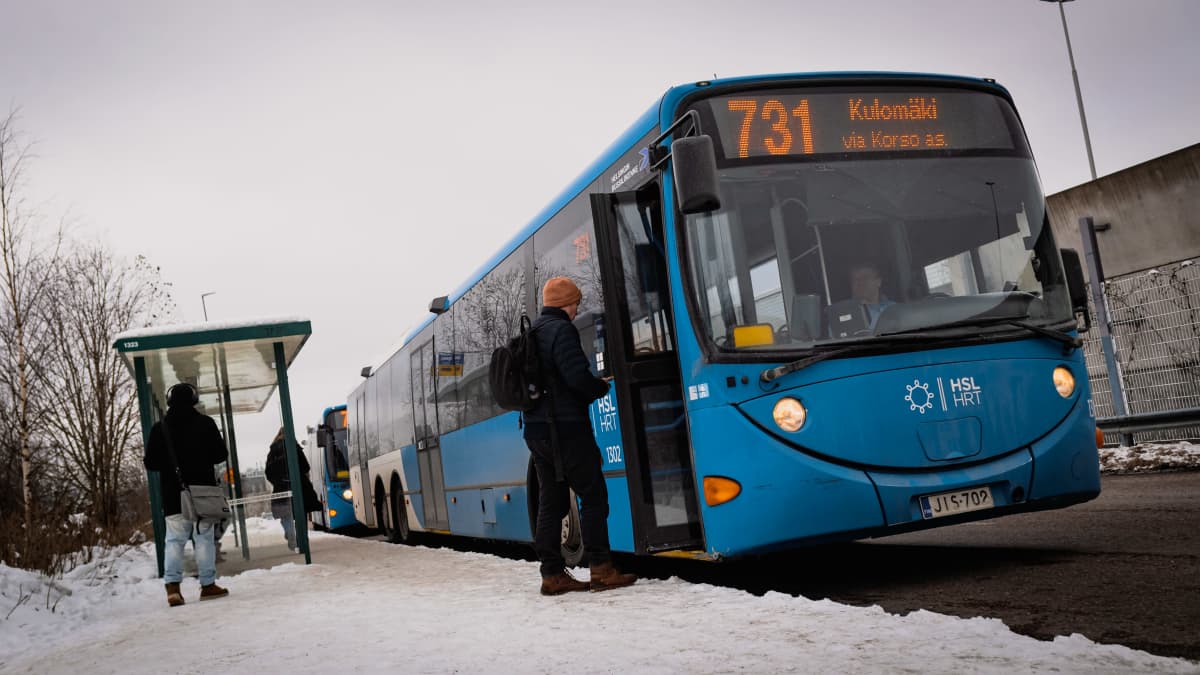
113 316 311 415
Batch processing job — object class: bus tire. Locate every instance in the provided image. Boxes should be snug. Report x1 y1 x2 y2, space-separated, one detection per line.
375 483 398 543
526 457 586 567
389 475 410 543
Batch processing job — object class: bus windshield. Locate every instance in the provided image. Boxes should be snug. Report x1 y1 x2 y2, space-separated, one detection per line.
681 85 1074 353
324 409 351 481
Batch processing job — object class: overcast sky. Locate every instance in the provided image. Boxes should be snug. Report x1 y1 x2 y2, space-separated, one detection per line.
2 0 1198 468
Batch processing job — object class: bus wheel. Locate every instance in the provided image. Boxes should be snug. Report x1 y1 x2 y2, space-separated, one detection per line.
561 492 584 567
526 456 586 567
374 487 397 542
389 476 410 543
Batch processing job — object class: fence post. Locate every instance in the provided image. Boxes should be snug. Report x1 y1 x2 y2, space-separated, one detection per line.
1079 216 1134 446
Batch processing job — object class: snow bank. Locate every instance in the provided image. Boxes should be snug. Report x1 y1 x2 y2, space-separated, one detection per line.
1100 441 1200 473
2 519 1195 674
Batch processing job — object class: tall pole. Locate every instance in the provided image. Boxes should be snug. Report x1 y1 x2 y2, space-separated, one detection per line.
134 356 166 577
275 341 311 564
201 292 215 321
1045 0 1098 181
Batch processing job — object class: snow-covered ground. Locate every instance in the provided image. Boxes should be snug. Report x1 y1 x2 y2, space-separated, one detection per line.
1 442 1196 674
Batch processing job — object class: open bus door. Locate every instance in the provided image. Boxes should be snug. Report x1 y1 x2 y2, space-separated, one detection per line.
591 184 704 554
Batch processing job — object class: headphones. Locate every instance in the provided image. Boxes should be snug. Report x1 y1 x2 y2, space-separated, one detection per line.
167 382 200 406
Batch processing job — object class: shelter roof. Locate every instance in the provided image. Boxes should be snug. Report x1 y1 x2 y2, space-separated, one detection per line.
113 316 311 415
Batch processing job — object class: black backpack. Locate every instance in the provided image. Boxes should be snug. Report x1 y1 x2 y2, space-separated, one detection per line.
489 315 545 412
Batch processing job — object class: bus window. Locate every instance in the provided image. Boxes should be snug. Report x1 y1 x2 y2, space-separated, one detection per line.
607 188 673 355
684 87 1073 349
457 243 529 427
323 409 351 480
534 190 607 371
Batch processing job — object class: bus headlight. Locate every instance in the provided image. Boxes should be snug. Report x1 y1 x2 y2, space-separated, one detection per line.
342 488 353 501
1053 367 1075 398
773 397 807 432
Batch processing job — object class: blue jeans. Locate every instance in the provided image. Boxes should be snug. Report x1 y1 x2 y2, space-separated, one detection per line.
280 515 296 549
164 514 217 586
272 495 297 549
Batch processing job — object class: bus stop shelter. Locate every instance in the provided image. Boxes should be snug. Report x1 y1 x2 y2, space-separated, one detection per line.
113 317 314 576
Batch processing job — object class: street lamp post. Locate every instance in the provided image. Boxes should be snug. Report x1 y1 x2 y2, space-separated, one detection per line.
1042 0 1098 181
201 292 215 321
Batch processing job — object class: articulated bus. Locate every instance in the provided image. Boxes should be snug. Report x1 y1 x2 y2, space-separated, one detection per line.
306 405 359 531
346 72 1102 560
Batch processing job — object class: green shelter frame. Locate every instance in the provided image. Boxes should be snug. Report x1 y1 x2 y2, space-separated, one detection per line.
113 317 314 575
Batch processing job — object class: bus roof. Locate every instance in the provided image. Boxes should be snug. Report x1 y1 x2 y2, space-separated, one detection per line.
384 71 1005 361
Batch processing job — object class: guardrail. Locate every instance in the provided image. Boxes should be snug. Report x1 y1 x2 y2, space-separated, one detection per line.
1096 407 1200 440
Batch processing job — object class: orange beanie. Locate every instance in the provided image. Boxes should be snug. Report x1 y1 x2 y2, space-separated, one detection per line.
542 276 582 308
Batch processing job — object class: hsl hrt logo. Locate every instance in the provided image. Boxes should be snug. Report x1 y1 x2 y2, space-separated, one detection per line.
905 379 935 414
906 375 984 414
948 376 982 407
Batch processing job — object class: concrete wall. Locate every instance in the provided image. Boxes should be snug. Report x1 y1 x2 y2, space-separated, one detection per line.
1047 144 1200 280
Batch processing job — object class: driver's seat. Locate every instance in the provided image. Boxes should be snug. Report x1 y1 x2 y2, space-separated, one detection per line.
826 299 869 338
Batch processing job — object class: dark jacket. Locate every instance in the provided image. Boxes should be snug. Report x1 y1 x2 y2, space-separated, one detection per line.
523 306 609 437
265 438 310 493
266 438 320 512
144 406 228 516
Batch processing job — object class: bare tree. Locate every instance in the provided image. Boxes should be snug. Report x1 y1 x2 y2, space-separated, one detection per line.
0 109 64 530
42 244 175 528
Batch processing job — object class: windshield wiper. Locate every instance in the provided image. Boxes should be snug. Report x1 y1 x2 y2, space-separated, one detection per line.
880 316 1082 351
760 318 1081 385
1004 319 1083 350
759 333 940 384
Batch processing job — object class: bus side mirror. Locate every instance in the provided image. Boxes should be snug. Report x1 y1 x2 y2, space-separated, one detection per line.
1059 248 1091 332
672 135 721 214
316 427 329 448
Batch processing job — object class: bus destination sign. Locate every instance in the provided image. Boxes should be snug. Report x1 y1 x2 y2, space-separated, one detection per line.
702 89 1018 160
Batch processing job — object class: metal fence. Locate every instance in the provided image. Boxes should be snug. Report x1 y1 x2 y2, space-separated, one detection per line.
1081 258 1200 442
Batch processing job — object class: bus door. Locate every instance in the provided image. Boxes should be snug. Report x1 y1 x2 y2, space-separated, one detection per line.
590 185 703 554
410 340 449 530
350 390 373 527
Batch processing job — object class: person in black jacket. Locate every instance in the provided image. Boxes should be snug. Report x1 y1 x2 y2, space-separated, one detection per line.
144 383 230 606
525 276 637 595
264 427 315 552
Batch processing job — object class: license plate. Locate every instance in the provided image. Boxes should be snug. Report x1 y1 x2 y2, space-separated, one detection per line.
919 486 993 520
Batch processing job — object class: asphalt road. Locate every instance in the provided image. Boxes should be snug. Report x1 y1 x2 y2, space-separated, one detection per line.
624 472 1200 662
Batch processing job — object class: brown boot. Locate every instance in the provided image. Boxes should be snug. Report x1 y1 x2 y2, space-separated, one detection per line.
589 562 636 592
199 583 230 601
540 571 590 596
165 582 185 607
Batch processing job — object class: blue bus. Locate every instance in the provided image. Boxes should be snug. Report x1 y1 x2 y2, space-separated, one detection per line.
346 72 1102 559
306 405 359 531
